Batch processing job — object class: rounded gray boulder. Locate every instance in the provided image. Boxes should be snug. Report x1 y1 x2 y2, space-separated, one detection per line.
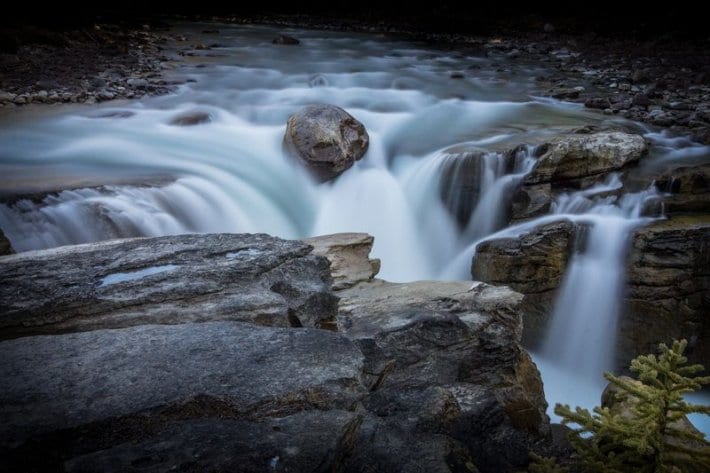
284 104 369 182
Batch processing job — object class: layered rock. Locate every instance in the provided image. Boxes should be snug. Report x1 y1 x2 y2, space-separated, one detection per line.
0 232 550 473
652 162 710 216
624 216 710 365
511 132 647 220
0 233 338 337
304 232 380 290
473 220 577 345
284 104 369 182
525 132 647 186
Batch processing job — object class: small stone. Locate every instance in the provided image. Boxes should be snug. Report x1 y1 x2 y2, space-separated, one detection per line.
13 95 27 104
450 72 465 79
619 83 631 92
127 78 149 89
272 35 300 45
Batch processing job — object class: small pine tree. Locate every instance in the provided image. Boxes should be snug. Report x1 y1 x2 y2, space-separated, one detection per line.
553 339 710 473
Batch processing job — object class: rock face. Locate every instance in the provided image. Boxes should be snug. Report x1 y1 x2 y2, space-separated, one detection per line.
0 229 12 255
624 216 710 365
0 232 550 473
473 220 577 345
653 162 710 216
511 132 647 221
0 233 338 337
525 132 647 185
284 104 369 182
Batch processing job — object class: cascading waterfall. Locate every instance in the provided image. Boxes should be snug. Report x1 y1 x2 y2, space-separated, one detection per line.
541 179 660 378
0 23 707 432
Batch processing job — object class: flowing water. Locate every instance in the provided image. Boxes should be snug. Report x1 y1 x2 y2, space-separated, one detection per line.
0 23 707 432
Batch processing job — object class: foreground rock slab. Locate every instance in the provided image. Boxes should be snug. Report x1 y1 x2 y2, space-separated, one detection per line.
0 232 549 473
0 233 338 337
284 104 369 182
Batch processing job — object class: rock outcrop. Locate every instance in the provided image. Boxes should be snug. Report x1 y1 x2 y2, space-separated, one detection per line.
304 232 380 290
511 131 647 221
0 232 550 473
525 132 647 186
0 233 338 337
0 229 12 255
473 220 577 345
284 104 369 182
624 216 710 365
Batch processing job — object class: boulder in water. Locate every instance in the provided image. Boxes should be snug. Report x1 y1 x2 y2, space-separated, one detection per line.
284 104 369 182
169 111 212 126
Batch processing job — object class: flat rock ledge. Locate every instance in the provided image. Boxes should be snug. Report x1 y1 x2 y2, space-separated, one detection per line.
0 232 549 473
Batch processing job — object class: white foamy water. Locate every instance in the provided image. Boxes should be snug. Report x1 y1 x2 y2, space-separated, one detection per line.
0 23 707 433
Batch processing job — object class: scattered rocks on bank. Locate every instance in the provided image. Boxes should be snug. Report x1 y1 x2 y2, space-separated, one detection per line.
0 24 175 107
0 232 550 473
284 104 370 182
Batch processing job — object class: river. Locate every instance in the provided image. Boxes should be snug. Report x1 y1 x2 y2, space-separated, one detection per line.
0 23 707 434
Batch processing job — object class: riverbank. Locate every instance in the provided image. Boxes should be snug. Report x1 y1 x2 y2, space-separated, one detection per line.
1 16 709 143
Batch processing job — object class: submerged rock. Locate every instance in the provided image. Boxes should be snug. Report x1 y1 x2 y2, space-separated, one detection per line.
272 34 300 45
284 104 369 182
169 111 212 126
0 232 550 473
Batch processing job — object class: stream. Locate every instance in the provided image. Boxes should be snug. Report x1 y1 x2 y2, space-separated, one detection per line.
0 23 707 434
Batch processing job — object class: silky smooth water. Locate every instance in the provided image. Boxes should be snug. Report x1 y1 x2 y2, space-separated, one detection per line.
0 23 707 432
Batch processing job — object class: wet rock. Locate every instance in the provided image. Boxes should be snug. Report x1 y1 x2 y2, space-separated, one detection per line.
473 220 577 345
473 220 575 294
308 73 328 87
524 132 647 185
169 111 212 126
303 233 380 290
438 150 490 227
450 71 465 79
585 97 611 109
652 163 710 215
284 104 369 182
0 233 338 337
272 34 300 45
510 183 553 221
551 88 580 100
624 216 710 365
0 229 12 255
